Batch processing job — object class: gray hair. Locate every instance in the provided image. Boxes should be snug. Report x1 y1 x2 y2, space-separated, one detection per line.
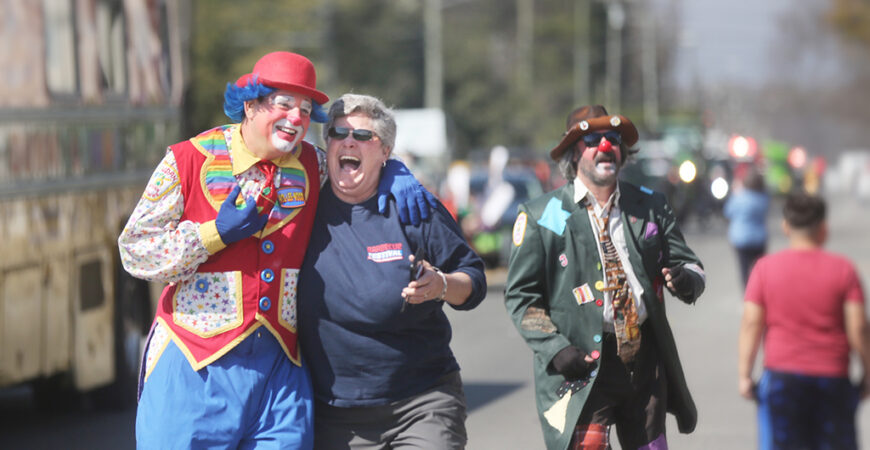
323 93 396 151
556 149 577 180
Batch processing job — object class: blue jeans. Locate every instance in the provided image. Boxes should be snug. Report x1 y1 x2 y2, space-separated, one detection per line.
757 369 859 450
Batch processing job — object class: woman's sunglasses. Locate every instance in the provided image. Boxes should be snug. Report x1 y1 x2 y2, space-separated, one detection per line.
582 131 622 147
328 126 378 142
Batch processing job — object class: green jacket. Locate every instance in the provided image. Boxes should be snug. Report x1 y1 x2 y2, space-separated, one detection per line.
504 181 704 450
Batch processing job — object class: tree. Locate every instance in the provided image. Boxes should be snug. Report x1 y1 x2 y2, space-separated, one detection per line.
184 0 667 160
186 1 323 134
826 0 870 45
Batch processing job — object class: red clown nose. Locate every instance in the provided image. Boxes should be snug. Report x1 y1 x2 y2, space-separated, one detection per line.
597 138 613 153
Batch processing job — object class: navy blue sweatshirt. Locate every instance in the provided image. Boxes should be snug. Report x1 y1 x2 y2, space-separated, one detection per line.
297 184 486 407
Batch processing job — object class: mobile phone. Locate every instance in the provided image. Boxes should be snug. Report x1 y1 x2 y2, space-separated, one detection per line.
403 247 426 313
409 247 425 281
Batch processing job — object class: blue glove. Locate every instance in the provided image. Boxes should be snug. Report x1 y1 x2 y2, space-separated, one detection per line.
215 185 268 244
377 159 439 225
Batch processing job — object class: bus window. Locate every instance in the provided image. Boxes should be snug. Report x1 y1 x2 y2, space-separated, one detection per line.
43 0 78 96
96 0 127 95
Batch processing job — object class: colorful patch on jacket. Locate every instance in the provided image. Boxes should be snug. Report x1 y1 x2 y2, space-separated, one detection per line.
195 127 236 205
537 198 570 236
572 283 594 305
191 126 308 230
263 166 308 227
367 243 403 263
143 158 180 202
512 212 528 246
543 390 572 433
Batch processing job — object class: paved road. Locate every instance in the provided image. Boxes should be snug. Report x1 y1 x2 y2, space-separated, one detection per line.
2 198 869 449
450 197 870 449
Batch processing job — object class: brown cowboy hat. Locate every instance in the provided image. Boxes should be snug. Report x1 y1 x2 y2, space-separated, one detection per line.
548 105 638 160
234 51 329 105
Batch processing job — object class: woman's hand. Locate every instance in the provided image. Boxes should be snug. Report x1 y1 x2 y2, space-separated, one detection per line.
401 255 444 304
738 375 756 401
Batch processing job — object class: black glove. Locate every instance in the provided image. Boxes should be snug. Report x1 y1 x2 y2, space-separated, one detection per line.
551 346 595 381
666 265 695 302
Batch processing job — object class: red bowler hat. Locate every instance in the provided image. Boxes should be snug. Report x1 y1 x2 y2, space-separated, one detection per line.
549 105 638 161
234 51 329 105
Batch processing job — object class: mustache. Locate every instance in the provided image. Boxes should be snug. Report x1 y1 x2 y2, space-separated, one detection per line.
594 151 617 163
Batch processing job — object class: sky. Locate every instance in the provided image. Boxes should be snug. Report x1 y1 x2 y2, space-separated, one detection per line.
663 0 842 90
658 0 868 158
666 0 793 88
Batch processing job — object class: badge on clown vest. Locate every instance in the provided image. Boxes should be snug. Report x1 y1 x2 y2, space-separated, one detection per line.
276 186 305 208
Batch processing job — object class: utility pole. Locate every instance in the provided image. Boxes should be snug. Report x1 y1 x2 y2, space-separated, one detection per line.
318 0 337 96
640 2 659 132
605 1 624 109
573 0 591 105
424 0 443 109
517 0 533 92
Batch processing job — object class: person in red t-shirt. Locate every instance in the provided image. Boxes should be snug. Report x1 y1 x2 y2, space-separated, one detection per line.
738 191 869 450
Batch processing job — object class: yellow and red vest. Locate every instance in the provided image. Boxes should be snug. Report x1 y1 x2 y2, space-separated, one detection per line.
154 126 319 370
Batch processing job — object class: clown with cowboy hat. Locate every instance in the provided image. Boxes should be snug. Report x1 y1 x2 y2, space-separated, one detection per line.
120 51 435 448
505 105 706 449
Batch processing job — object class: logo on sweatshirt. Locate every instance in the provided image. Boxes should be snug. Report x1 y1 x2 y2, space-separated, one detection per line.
366 243 404 263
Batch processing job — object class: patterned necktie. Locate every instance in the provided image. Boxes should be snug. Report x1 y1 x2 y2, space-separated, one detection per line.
255 161 277 215
586 200 641 364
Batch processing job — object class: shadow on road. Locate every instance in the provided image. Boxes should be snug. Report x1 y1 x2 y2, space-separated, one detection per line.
0 385 136 449
464 381 525 413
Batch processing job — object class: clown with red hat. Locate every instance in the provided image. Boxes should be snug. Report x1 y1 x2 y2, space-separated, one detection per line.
505 105 706 449
119 51 436 448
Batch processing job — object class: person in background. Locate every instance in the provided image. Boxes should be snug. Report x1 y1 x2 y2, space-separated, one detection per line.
505 105 705 449
297 93 486 450
738 191 868 450
118 52 435 448
724 166 770 288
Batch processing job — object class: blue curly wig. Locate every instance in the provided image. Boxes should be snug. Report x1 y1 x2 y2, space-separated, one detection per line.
223 75 328 123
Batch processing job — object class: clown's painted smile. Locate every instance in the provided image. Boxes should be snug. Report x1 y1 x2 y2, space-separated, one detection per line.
271 118 303 152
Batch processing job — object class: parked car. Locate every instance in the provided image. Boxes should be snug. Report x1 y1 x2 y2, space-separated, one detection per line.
462 166 544 268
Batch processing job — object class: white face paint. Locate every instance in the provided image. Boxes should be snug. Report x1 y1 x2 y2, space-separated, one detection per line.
271 94 312 116
271 118 305 153
268 93 312 153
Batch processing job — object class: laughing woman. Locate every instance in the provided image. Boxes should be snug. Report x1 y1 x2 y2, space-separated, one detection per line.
297 93 486 450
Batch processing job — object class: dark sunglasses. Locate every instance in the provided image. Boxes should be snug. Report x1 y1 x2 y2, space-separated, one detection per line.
582 131 622 147
328 126 377 142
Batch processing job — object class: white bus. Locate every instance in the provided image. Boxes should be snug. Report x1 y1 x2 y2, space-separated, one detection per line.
0 0 189 407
